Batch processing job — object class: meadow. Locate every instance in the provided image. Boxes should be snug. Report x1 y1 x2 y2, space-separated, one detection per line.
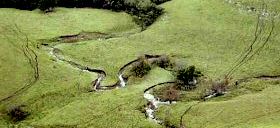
0 0 280 127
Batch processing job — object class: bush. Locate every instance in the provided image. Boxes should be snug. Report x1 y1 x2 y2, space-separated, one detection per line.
7 105 30 122
160 86 180 102
130 4 163 29
155 55 172 69
151 0 171 5
130 58 151 78
175 65 203 90
38 0 57 12
210 78 229 96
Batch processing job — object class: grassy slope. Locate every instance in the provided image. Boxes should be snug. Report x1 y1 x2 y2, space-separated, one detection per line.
0 0 280 127
0 8 138 100
61 0 280 80
0 8 144 127
157 80 280 128
236 0 280 12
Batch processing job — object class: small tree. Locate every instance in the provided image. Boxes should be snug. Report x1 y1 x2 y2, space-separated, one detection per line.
175 65 203 90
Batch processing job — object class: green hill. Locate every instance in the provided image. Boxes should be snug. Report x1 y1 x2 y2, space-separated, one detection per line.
0 0 279 127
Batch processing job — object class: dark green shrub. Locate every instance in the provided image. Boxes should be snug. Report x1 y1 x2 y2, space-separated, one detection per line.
39 0 57 12
175 65 203 90
130 4 163 29
151 0 171 5
7 105 30 122
155 55 172 69
131 58 151 78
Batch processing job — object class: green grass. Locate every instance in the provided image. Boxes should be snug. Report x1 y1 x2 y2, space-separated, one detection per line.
0 0 280 127
60 0 280 80
235 0 280 12
157 82 280 128
0 7 138 100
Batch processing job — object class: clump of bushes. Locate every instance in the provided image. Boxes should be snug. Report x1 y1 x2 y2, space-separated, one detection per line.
151 0 171 5
175 65 203 90
130 57 151 78
211 79 228 96
160 86 180 102
7 105 30 122
205 77 229 98
154 55 173 69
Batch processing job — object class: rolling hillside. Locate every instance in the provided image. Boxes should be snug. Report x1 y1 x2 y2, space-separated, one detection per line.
0 0 279 127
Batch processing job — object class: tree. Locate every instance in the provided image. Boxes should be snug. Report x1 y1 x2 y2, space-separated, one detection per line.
175 65 203 90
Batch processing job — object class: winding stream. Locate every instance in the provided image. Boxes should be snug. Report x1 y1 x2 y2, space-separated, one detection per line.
41 32 174 91
41 32 181 125
39 2 280 124
141 82 176 124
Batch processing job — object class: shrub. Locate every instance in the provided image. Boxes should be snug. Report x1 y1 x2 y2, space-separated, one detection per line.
175 65 203 90
130 57 151 78
7 105 30 122
38 0 57 12
131 4 163 29
155 55 172 69
209 77 229 96
161 86 180 102
151 0 171 5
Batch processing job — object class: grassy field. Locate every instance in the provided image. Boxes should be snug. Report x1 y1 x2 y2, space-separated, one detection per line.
234 0 280 12
0 0 280 127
